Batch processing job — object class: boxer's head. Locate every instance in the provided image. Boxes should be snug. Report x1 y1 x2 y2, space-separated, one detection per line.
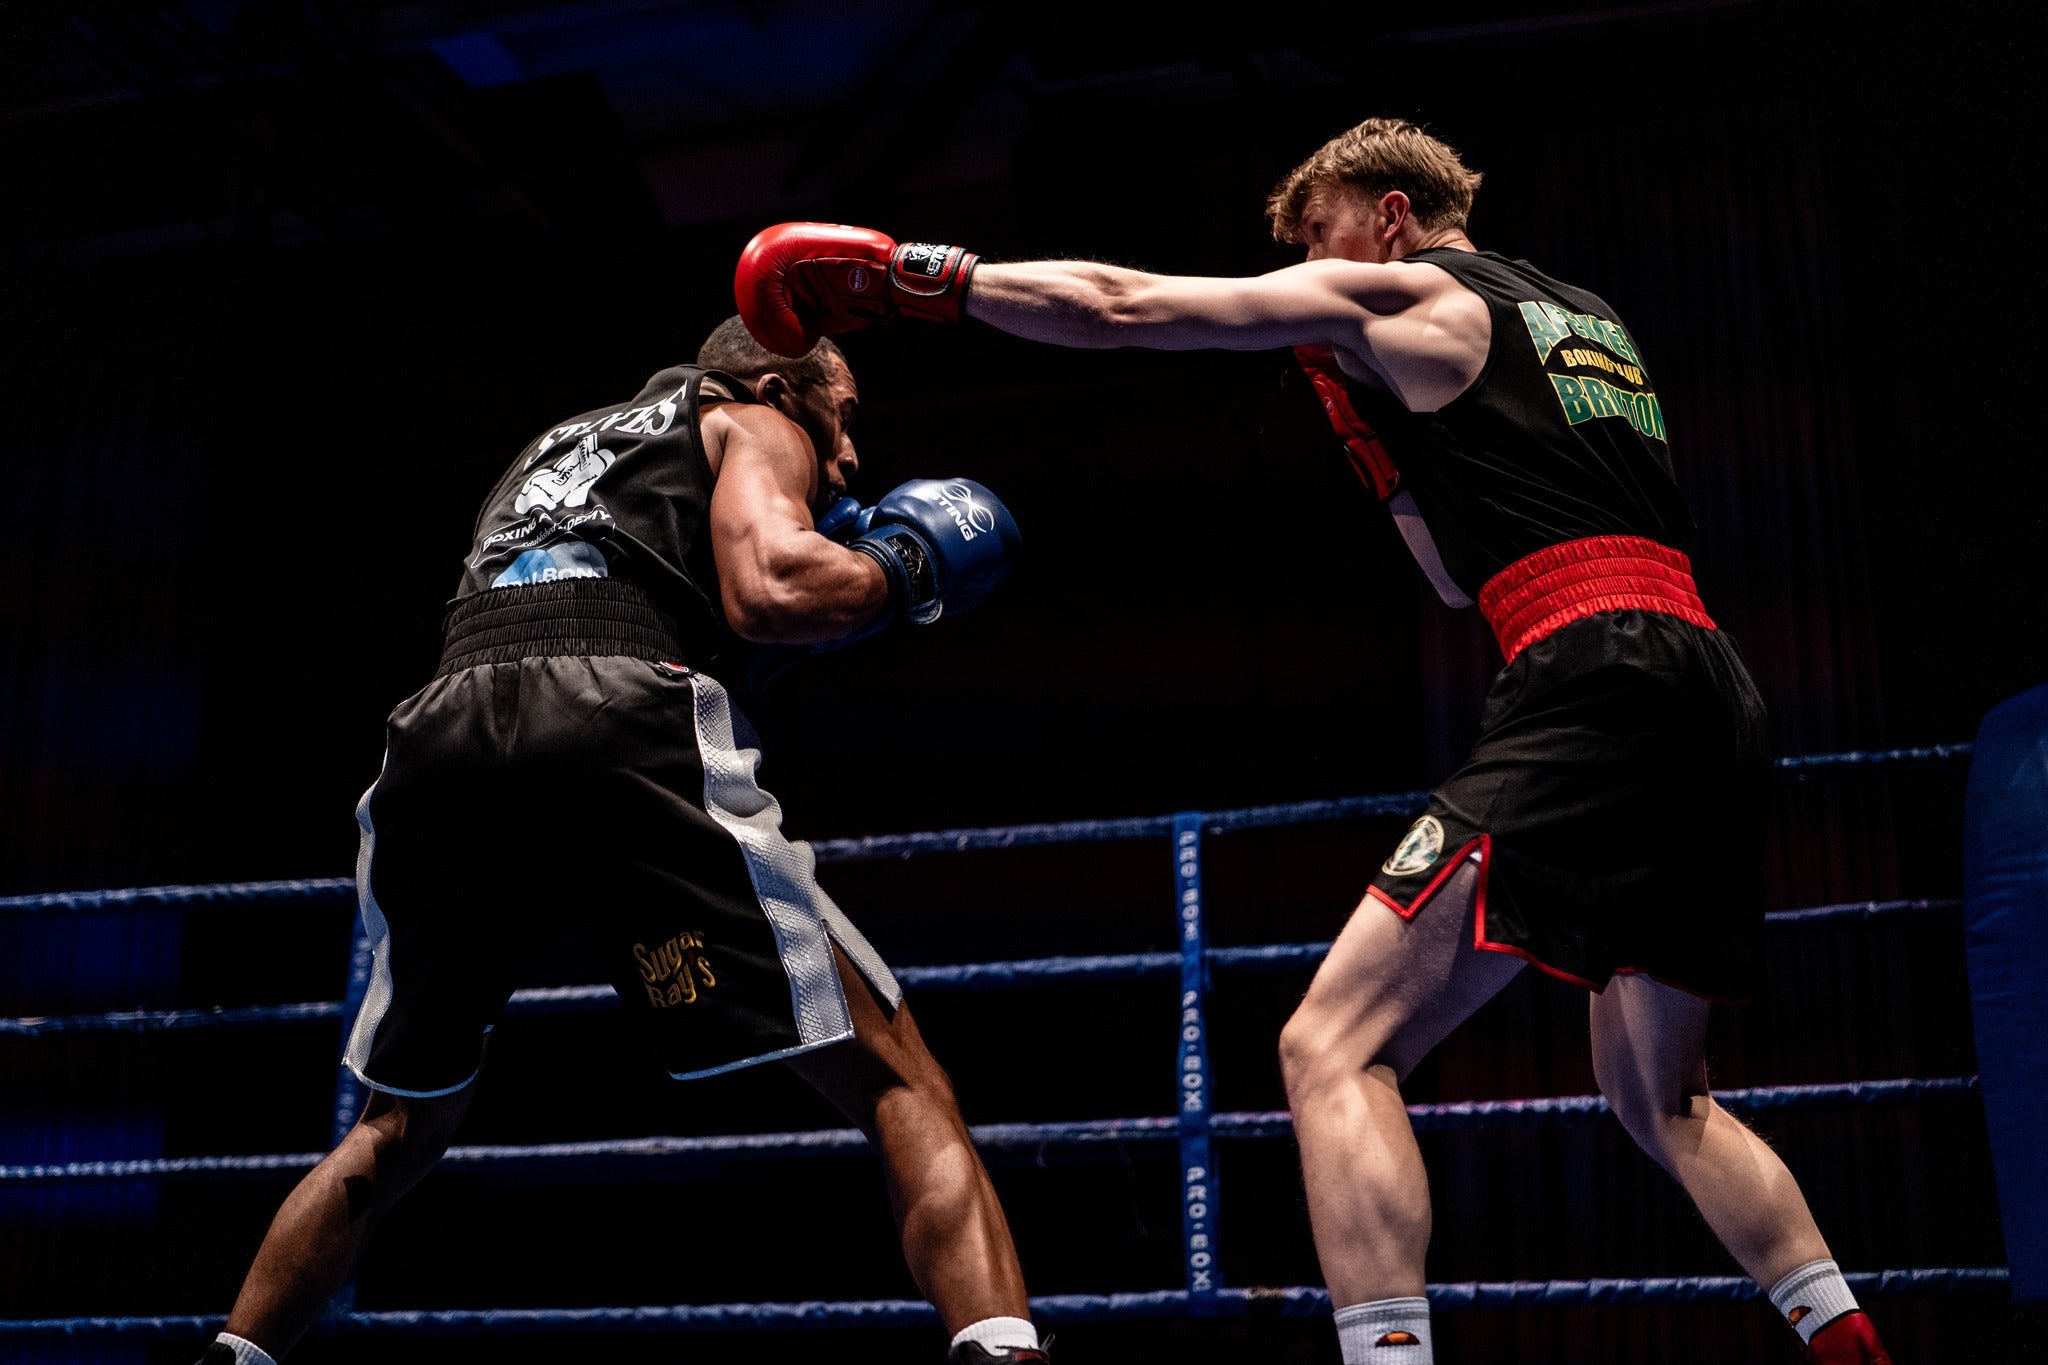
698 316 859 506
1266 118 1483 262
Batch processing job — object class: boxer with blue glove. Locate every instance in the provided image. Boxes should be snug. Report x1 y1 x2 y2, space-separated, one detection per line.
188 314 1046 1365
742 478 1022 688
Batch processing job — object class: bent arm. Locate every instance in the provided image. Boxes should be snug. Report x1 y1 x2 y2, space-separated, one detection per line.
709 407 888 644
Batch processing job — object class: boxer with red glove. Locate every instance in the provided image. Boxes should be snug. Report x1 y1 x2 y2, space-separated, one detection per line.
735 222 978 357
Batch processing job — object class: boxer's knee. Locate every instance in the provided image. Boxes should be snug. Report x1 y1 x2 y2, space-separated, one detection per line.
1594 1052 1706 1173
1279 1005 1380 1108
348 1088 467 1201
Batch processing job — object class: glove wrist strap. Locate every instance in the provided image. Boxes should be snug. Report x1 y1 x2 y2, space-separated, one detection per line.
850 532 942 624
889 244 978 324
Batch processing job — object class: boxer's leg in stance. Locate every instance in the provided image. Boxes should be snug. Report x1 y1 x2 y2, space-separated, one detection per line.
788 945 1031 1337
221 1079 476 1358
1590 974 1831 1286
1279 860 1524 1307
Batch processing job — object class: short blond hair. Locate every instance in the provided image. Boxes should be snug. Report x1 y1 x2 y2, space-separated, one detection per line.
1266 118 1484 241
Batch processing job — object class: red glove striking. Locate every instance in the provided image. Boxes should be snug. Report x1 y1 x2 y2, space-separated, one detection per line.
735 222 979 358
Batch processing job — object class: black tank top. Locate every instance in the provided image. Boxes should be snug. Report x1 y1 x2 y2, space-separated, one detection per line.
1346 248 1693 596
457 365 752 658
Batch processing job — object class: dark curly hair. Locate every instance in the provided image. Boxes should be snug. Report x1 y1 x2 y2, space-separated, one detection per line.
696 315 847 392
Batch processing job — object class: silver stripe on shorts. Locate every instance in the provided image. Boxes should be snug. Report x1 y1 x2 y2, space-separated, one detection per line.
689 676 900 1061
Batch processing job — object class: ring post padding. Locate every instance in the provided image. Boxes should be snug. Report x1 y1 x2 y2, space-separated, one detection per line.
1173 812 1220 1314
1964 683 2048 1306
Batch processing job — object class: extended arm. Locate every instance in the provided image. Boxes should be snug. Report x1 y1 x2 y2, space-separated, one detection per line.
708 404 888 644
734 223 1490 410
961 258 1410 354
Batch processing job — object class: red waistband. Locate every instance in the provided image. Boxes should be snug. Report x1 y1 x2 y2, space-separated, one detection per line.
1477 535 1715 664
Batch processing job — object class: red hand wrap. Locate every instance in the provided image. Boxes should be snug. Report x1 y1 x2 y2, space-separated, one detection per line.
1294 344 1401 501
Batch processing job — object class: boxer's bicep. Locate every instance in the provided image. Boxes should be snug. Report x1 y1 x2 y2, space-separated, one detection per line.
709 410 884 643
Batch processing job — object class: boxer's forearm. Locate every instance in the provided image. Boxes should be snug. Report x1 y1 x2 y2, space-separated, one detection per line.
966 260 1343 355
722 534 890 644
963 261 1153 347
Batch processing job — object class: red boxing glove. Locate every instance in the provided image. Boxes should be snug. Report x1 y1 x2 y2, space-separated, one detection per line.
1294 344 1402 501
735 222 979 358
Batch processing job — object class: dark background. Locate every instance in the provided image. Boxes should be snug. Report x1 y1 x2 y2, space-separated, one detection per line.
2 1 2043 1361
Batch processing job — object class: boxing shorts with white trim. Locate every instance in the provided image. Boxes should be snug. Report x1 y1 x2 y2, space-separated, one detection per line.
343 579 899 1095
1367 536 1773 1002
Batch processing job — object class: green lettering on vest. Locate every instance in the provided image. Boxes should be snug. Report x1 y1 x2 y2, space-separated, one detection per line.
1583 377 1622 420
1550 375 1595 424
1519 301 1573 364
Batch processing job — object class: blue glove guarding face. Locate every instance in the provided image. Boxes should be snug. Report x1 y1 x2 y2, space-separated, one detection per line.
848 478 1022 625
739 479 1021 691
812 495 867 543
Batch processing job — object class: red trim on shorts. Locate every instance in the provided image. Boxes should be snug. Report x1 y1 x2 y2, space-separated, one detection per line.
1368 835 1489 922
1470 886 1604 990
1369 829 1753 1001
1477 535 1715 664
1371 835 1596 988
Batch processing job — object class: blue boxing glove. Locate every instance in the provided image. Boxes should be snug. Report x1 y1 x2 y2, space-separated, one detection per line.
848 478 1021 625
812 494 867 543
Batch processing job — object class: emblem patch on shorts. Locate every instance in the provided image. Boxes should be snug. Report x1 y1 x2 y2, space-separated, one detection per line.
1381 815 1444 877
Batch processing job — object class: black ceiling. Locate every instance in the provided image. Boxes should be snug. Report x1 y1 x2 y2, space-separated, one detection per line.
4 0 1802 264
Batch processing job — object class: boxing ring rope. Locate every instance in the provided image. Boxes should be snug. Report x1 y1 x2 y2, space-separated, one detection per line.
0 898 1969 1041
0 743 2003 1339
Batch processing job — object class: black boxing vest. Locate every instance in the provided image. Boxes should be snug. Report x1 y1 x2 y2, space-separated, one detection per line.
1336 248 1694 600
457 365 752 663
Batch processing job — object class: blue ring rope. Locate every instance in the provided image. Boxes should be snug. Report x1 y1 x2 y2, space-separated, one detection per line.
0 899 1967 1039
0 739 1997 1337
0 1077 1978 1185
0 744 1973 913
0 1269 2009 1338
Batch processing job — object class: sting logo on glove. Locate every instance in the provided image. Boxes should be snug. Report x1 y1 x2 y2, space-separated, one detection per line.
936 482 997 539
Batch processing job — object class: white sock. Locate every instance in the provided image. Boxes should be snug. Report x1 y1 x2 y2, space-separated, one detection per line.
214 1334 278 1365
1335 1296 1433 1363
1769 1259 1860 1344
949 1316 1039 1355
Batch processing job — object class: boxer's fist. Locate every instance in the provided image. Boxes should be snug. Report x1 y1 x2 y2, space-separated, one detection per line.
735 222 979 358
849 478 1020 626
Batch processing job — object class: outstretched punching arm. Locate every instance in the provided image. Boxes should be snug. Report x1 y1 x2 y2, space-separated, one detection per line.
707 403 889 645
963 259 1486 411
736 223 1488 412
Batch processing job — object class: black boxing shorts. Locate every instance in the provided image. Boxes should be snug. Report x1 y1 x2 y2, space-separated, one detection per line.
1369 541 1773 1002
342 581 899 1095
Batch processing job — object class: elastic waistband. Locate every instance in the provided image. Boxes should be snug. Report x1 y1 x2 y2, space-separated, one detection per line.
1477 535 1715 665
436 580 688 676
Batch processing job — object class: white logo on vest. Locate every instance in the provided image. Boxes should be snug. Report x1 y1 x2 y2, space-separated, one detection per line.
515 434 615 514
